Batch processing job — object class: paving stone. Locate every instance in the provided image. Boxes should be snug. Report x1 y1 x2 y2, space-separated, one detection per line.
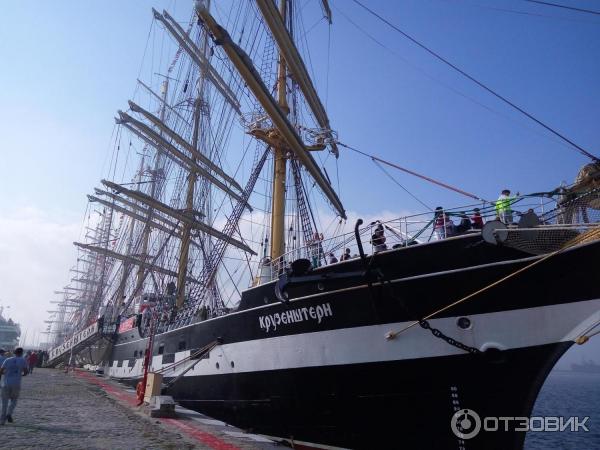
0 368 197 449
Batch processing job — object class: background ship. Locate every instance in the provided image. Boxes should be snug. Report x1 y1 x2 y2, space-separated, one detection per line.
0 307 21 351
571 359 600 374
42 1 600 449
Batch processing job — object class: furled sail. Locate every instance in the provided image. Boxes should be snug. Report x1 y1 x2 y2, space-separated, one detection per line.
152 8 241 115
88 194 182 237
127 100 243 192
73 242 200 285
101 180 255 254
255 0 339 157
115 110 250 208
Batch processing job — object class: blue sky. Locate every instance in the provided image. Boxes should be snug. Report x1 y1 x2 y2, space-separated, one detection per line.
1 0 599 363
1 0 599 217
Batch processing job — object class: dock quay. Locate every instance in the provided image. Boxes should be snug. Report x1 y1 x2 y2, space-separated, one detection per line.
1 368 282 450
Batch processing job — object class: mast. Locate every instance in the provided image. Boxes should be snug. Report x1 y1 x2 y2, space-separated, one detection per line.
175 112 197 309
113 145 147 318
135 79 169 294
86 211 111 324
195 4 346 220
270 0 289 262
176 3 210 310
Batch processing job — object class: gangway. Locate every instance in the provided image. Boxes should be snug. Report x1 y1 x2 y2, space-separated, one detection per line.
44 318 115 368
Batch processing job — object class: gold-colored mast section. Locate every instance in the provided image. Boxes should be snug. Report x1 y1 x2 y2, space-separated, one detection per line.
175 99 199 309
270 0 289 261
136 80 168 294
176 4 210 310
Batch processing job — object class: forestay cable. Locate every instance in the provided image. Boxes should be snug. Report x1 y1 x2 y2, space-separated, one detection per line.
337 141 487 202
350 0 599 162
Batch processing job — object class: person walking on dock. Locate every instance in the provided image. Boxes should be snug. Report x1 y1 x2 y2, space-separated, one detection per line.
0 350 6 384
0 347 28 425
27 351 38 374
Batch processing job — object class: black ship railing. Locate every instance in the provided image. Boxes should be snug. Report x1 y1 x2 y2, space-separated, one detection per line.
264 190 600 281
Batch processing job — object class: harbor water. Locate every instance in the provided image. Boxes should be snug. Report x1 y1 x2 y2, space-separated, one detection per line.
525 370 599 449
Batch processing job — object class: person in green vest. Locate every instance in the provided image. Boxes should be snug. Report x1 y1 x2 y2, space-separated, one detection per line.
495 189 518 224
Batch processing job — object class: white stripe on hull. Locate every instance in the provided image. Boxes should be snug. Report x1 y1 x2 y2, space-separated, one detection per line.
106 298 600 379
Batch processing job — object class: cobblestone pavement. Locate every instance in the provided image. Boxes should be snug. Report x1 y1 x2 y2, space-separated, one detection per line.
0 368 198 449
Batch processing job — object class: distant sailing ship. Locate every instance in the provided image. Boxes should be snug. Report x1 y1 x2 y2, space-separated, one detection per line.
571 359 600 374
44 1 600 449
0 307 21 351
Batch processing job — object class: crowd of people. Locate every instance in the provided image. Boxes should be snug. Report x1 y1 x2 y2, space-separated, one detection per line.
433 207 485 240
328 247 354 264
320 189 522 264
434 189 519 240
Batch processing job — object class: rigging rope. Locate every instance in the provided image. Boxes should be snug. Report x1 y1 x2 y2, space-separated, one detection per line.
386 226 600 340
523 0 600 16
372 159 432 211
350 0 599 163
575 322 600 345
337 141 486 202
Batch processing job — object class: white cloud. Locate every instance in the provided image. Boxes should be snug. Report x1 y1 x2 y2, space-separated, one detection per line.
0 207 80 348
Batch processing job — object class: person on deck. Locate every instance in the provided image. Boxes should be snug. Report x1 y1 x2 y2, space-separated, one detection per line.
445 215 456 237
0 347 28 425
434 207 455 239
496 189 518 224
340 248 352 261
309 232 323 268
471 208 484 230
371 223 387 252
329 253 338 264
455 212 472 233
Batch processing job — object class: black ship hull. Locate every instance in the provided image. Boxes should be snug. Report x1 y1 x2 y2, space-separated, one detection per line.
169 341 571 449
106 234 600 449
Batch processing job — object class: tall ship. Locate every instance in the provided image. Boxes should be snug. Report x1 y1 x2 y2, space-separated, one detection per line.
0 307 21 351
44 1 600 449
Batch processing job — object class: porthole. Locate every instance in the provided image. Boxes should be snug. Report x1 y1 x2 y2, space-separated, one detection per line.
457 317 472 330
317 283 325 291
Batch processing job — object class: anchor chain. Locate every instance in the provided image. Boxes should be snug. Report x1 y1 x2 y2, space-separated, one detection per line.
419 320 481 354
380 277 481 354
